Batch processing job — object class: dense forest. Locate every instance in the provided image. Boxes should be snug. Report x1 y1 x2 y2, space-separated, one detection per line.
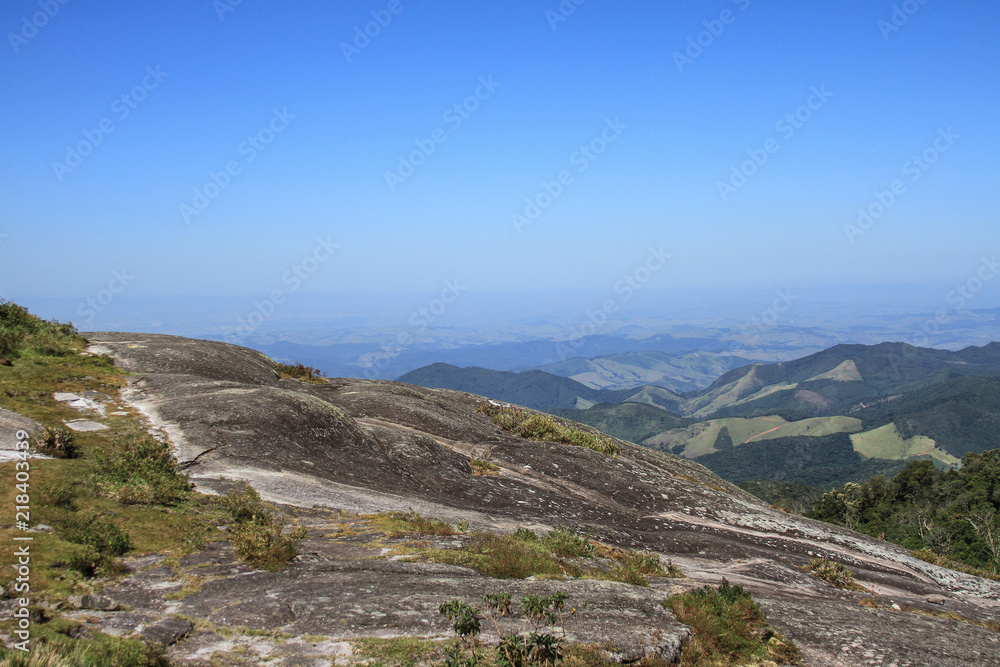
806 450 1000 574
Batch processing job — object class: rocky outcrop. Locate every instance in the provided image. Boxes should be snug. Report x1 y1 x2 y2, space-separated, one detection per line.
83 333 1000 665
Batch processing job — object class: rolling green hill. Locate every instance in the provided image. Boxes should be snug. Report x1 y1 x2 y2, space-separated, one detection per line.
688 432 907 489
851 375 1000 458
647 415 864 458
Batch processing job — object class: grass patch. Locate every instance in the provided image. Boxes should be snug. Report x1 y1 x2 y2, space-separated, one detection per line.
801 558 865 592
475 404 620 456
92 432 190 506
369 511 458 538
428 531 580 579
667 579 802 666
275 362 327 384
219 483 308 570
593 545 683 587
351 637 444 667
394 524 681 585
0 622 168 666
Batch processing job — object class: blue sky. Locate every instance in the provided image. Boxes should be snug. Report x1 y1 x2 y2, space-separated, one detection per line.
2 0 998 317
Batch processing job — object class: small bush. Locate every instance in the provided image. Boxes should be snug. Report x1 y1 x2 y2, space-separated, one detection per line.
667 579 802 666
802 558 864 591
39 426 78 459
0 299 82 358
476 404 620 456
92 433 189 505
542 525 595 558
59 513 132 557
221 483 308 570
276 362 327 383
470 458 500 476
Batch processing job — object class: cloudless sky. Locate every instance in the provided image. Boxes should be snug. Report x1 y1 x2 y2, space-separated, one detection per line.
2 0 998 318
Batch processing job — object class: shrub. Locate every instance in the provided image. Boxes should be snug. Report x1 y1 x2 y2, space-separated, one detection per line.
542 525 595 558
667 579 801 666
59 513 132 557
470 459 501 476
476 404 620 456
441 591 571 667
276 362 327 383
92 433 189 505
220 483 308 571
39 426 78 459
802 558 864 591
0 299 81 358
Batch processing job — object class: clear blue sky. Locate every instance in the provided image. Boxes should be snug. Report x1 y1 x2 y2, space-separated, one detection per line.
2 0 998 309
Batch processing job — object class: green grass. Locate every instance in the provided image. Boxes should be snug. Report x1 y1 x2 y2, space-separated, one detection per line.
649 415 864 459
351 637 445 667
386 522 682 585
92 431 191 505
219 483 308 571
475 404 621 456
666 579 802 666
0 622 168 666
850 423 960 466
368 511 459 537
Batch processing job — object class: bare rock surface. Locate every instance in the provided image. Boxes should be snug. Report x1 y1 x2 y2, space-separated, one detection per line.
82 332 1000 665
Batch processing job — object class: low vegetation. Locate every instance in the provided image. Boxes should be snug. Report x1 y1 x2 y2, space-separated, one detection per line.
471 458 501 476
385 521 681 586
666 579 802 666
475 404 621 456
0 302 227 663
801 558 865 592
275 361 328 384
92 431 190 505
219 483 308 570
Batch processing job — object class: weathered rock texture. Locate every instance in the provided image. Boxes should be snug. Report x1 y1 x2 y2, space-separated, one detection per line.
80 333 1000 666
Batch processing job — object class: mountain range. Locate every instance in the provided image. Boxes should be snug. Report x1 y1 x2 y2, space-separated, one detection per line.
399 341 1000 489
